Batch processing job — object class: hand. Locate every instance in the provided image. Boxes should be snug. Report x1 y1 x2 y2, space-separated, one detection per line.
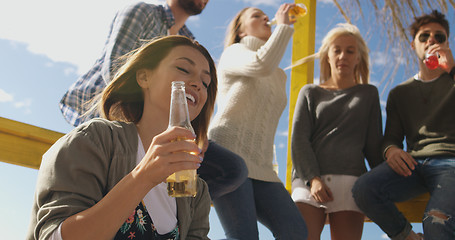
385 146 417 177
427 44 455 71
310 177 334 203
136 127 202 188
275 3 296 25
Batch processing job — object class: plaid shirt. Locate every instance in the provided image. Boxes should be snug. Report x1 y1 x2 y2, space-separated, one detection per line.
59 2 194 127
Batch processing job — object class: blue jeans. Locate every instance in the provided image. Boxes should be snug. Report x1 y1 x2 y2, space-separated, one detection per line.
352 157 455 240
213 178 308 240
197 141 248 200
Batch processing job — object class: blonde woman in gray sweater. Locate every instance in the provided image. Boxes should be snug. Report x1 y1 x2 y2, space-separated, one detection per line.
290 23 383 240
208 4 307 240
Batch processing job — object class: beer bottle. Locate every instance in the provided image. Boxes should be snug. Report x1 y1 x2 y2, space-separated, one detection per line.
166 81 198 197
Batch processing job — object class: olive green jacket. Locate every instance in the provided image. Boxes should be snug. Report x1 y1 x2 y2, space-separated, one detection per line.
26 118 210 240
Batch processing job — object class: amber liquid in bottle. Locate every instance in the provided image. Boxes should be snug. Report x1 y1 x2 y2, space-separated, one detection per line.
268 3 307 26
166 81 197 197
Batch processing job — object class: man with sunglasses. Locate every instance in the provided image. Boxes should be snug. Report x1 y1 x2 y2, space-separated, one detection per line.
352 10 455 240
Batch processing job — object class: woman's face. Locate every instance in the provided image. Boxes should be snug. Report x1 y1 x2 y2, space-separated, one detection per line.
327 34 360 78
239 8 272 41
139 45 211 120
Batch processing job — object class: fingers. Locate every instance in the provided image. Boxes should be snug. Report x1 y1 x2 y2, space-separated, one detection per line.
385 147 416 177
275 3 295 25
310 178 334 203
156 126 197 143
427 44 455 71
312 187 332 203
140 127 202 178
152 127 200 153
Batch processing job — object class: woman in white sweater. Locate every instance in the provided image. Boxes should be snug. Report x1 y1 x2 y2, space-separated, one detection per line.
208 4 308 240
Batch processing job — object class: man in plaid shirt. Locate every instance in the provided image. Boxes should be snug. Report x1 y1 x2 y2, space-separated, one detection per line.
60 0 206 125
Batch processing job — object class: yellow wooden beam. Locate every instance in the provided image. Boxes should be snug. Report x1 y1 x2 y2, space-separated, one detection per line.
286 0 317 191
395 193 429 222
0 117 64 169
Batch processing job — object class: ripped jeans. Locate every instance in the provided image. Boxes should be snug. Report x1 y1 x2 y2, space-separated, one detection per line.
352 157 455 240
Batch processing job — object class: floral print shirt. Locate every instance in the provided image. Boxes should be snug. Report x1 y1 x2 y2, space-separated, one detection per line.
115 201 179 240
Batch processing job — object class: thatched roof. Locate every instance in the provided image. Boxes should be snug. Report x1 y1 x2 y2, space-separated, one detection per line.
332 0 455 93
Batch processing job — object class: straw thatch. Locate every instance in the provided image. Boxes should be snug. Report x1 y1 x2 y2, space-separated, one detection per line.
332 0 455 94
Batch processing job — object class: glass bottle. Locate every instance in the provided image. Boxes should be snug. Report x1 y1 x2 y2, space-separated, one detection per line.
268 3 307 26
166 81 197 197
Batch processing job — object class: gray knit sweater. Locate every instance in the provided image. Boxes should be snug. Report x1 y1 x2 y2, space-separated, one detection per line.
291 84 383 183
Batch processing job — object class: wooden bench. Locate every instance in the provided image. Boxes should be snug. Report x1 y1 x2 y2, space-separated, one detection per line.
394 193 430 222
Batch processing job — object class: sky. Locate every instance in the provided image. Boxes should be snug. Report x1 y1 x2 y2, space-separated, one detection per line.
1 0 454 239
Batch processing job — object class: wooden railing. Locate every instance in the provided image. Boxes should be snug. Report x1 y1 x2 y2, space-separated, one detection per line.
0 116 63 169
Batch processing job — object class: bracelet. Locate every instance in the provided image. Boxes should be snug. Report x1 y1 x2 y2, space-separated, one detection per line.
450 66 455 78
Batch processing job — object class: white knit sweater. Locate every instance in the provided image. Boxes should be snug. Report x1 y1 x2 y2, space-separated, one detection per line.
208 24 294 182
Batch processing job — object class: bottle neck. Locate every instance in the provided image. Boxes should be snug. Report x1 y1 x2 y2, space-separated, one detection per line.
169 81 194 133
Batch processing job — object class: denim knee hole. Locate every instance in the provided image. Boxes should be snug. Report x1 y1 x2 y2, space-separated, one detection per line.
423 209 451 225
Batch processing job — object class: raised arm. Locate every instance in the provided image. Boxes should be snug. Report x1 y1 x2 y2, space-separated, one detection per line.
218 24 293 77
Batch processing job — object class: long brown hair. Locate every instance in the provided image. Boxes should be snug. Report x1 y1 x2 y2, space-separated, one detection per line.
99 35 218 146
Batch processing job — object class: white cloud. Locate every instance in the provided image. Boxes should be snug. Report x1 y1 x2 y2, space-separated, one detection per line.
371 51 388 66
391 47 407 65
0 88 14 102
237 0 281 7
318 0 334 4
277 130 288 137
0 89 33 114
45 62 54 68
13 98 33 115
0 0 166 75
238 0 333 7
381 233 390 239
277 142 286 149
64 67 77 77
371 49 407 67
14 98 32 109
188 15 202 27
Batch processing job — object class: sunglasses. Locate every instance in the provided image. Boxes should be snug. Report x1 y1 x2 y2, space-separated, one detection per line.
418 32 447 44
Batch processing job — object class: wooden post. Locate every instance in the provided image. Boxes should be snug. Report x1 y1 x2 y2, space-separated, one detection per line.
286 0 317 192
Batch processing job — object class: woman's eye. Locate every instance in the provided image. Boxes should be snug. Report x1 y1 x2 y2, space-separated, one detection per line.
177 67 189 73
